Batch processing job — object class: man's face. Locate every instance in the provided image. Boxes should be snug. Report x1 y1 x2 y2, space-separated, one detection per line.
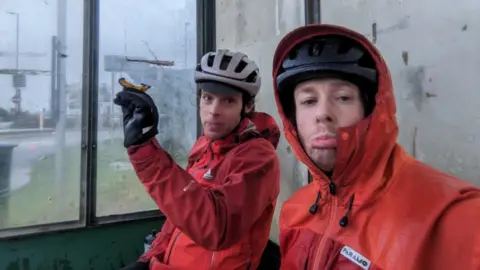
200 90 251 140
294 78 365 172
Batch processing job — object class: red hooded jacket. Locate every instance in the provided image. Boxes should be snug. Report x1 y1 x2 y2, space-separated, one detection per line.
272 24 480 270
128 112 280 269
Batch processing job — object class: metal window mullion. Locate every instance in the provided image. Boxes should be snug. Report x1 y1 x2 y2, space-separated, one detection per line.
80 0 100 227
196 0 216 60
196 0 216 139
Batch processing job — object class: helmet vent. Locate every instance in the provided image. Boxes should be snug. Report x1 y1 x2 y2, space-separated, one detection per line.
337 42 351 54
220 55 232 70
288 49 299 60
234 59 248 73
207 54 215 67
310 41 324 57
245 70 258 83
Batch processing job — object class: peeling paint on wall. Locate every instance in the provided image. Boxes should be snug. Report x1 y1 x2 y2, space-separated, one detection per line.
371 22 377 44
411 126 418 158
402 51 409 66
376 16 411 35
404 66 426 111
235 1 248 46
275 0 281 35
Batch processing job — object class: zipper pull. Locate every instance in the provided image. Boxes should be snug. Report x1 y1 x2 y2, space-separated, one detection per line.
329 182 336 195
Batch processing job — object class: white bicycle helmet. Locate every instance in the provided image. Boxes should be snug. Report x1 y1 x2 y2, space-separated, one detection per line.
194 49 261 97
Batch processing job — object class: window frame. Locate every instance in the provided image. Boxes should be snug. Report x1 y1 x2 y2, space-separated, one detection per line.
0 0 216 240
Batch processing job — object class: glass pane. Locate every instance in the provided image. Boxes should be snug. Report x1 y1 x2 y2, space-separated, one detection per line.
0 0 83 229
96 0 197 216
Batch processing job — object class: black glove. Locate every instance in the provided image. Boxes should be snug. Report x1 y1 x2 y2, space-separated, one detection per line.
113 78 159 148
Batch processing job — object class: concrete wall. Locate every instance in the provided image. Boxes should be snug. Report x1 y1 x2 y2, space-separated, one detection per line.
216 0 480 244
216 0 307 243
321 0 480 184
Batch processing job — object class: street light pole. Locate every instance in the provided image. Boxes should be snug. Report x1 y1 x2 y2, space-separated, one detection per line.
14 14 19 70
184 22 190 67
6 11 21 114
6 11 19 70
54 0 67 207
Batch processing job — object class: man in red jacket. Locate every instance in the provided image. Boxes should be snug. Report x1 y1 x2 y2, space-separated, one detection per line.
272 24 480 269
115 49 281 270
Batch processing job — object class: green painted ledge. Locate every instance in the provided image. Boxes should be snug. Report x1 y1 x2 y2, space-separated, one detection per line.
0 218 165 270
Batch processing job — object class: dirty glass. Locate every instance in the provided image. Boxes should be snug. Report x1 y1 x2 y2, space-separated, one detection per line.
0 0 83 229
96 0 197 216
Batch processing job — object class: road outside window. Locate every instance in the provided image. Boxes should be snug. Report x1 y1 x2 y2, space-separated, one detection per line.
0 0 198 229
0 0 83 229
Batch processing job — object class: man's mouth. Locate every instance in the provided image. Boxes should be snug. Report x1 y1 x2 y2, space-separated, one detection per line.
311 135 337 149
207 122 223 128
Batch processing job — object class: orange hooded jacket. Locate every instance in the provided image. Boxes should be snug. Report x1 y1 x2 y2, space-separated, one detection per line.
128 112 280 270
272 24 480 270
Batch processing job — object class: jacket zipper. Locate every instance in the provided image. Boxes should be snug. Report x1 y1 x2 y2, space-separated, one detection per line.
311 194 338 269
205 142 215 167
209 252 216 270
209 253 250 270
166 143 215 266
165 231 182 264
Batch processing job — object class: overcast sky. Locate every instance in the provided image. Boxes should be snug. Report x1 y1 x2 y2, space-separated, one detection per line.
0 0 196 113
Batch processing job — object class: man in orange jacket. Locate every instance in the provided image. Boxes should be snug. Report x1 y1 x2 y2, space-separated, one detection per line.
115 49 280 269
272 24 480 269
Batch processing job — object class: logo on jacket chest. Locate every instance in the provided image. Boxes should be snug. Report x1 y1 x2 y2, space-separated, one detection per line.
340 246 371 270
203 168 213 180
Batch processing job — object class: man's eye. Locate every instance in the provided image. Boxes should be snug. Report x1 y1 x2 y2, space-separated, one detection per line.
300 99 316 105
337 96 352 102
202 95 211 101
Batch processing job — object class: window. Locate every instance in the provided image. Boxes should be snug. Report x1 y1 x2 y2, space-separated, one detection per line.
96 0 198 216
0 0 84 230
0 0 211 238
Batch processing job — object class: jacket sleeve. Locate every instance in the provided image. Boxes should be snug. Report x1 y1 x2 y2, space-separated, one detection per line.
128 138 280 251
138 218 175 263
434 192 480 270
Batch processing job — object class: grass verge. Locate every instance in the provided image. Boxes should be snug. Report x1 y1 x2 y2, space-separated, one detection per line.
3 138 187 228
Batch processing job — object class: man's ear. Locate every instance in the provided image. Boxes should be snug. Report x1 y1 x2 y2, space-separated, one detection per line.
244 102 254 114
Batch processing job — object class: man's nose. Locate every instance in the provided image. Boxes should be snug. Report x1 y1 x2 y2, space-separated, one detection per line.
315 99 334 123
209 100 220 116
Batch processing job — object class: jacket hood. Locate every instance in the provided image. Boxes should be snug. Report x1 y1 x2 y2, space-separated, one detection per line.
272 24 399 202
235 112 281 150
189 112 280 163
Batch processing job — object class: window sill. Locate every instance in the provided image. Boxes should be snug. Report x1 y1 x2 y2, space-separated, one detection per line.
0 210 164 240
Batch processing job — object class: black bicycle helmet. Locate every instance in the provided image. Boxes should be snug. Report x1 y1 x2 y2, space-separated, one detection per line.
276 35 378 118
